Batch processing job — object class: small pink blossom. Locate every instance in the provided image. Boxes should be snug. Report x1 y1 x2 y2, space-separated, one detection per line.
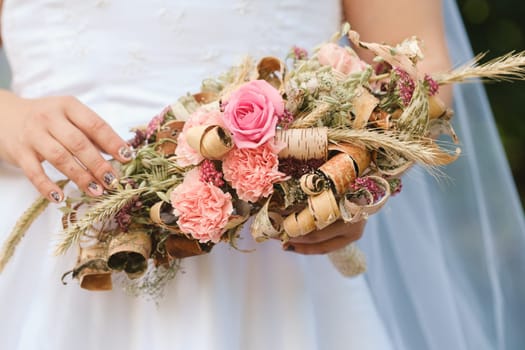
146 106 170 139
200 160 224 187
170 168 233 243
292 46 308 60
222 80 284 149
317 43 368 75
222 141 289 203
424 74 440 96
175 107 225 167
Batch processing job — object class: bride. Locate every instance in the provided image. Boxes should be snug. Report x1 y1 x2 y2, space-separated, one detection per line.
1 0 524 349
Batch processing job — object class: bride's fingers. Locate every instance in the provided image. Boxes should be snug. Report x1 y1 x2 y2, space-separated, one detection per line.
19 151 64 202
47 119 118 190
63 96 132 163
32 133 104 197
288 219 366 244
283 234 358 255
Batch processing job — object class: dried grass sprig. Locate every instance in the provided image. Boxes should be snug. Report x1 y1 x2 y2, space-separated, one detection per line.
0 179 69 272
328 128 460 167
291 102 332 128
437 51 525 85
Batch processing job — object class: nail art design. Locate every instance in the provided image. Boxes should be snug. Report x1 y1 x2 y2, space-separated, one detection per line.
50 191 62 203
88 182 102 195
118 146 133 160
103 172 116 187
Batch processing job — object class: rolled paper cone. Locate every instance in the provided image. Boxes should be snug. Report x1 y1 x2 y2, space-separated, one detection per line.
107 231 152 277
329 143 371 176
428 95 447 119
319 153 357 195
275 127 328 161
308 190 341 230
328 243 367 277
200 126 233 159
165 235 210 259
193 91 218 104
351 86 379 129
75 243 112 291
282 208 317 238
300 173 326 196
156 120 185 156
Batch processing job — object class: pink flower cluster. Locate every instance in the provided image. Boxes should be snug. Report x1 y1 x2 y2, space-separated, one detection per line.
350 177 387 203
222 142 289 203
317 43 368 75
394 67 416 106
170 169 233 243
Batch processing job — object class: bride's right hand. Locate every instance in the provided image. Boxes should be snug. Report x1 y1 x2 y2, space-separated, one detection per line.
0 92 132 202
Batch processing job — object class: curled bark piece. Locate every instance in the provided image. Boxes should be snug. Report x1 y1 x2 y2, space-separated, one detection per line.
107 231 152 279
186 125 233 160
275 128 328 161
251 199 283 242
257 56 285 90
283 190 340 238
351 86 379 129
428 95 448 120
156 120 185 156
149 201 180 233
319 153 357 195
300 173 327 196
165 234 212 259
282 208 317 238
339 176 391 223
193 92 218 104
328 243 367 277
74 243 112 291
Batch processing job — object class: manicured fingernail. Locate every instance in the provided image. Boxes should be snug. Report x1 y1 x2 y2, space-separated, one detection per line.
88 182 103 196
49 191 62 203
118 146 133 160
103 172 117 187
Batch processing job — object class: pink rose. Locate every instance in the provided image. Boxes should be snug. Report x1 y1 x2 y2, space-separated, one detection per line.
222 141 289 203
170 168 233 243
223 80 284 149
317 43 368 75
175 107 225 167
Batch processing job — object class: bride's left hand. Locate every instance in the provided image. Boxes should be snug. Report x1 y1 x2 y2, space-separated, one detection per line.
282 219 366 255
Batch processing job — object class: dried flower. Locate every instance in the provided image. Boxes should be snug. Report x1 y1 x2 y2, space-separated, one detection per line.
350 177 386 203
146 106 169 140
223 142 289 203
292 46 308 60
170 169 233 243
424 74 439 96
394 67 416 106
199 160 225 187
278 158 325 179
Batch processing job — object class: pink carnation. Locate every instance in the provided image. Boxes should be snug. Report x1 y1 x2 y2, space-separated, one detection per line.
175 107 226 167
223 80 284 149
170 168 233 243
317 43 368 75
222 141 289 203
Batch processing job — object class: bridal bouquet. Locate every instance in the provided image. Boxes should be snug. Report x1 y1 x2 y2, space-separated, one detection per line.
2 23 524 296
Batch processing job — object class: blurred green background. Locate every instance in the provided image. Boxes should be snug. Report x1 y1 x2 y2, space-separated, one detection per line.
458 0 525 206
0 0 524 206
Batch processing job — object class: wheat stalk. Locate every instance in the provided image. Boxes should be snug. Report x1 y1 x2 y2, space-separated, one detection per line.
290 102 332 128
437 51 525 85
328 128 460 167
0 180 69 273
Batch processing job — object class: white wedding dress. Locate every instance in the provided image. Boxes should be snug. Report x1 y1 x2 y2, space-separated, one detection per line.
3 1 525 349
0 1 394 349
